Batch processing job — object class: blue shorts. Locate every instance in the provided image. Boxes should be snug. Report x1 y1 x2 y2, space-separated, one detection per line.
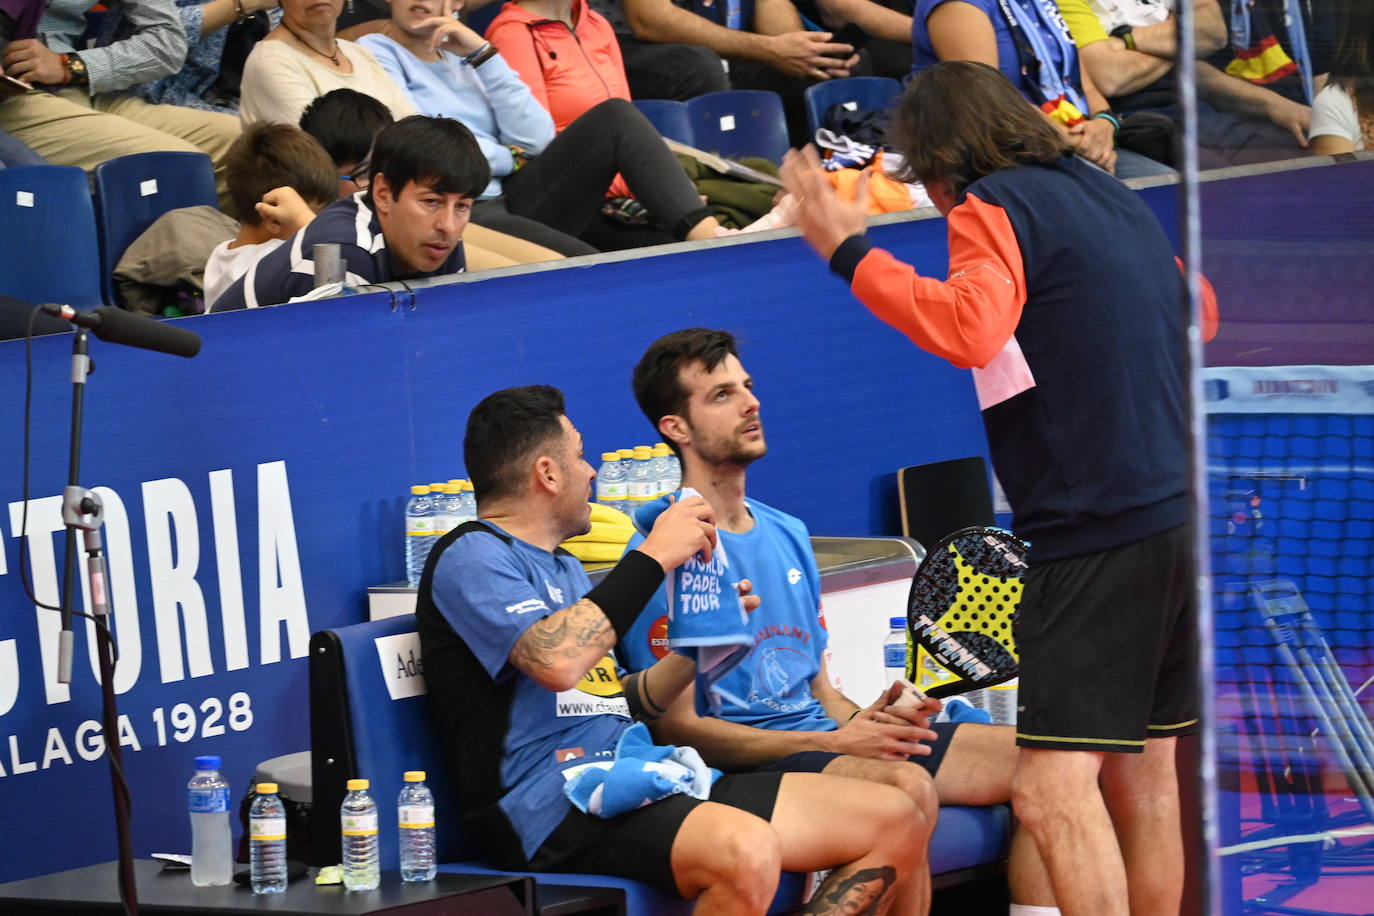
738 721 962 777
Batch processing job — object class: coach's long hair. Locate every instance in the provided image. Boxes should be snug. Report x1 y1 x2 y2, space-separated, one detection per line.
1329 0 1374 126
889 61 1072 196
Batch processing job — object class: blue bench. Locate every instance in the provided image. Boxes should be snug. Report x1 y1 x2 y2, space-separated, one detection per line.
310 616 1009 912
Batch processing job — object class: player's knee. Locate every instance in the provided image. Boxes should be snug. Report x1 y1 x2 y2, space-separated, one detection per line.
866 785 928 864
890 764 939 829
705 818 782 906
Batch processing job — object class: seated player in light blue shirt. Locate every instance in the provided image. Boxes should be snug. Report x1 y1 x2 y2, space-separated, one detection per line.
416 383 932 912
622 328 1061 916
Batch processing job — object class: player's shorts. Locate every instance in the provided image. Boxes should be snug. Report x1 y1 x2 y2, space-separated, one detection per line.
526 771 784 896
741 722 962 777
1015 524 1200 753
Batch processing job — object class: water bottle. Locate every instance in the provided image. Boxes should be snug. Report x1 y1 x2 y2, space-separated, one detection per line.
187 755 232 887
434 483 461 538
341 778 380 891
626 446 656 509
404 485 436 587
985 679 1019 726
398 771 436 882
249 782 287 894
649 444 674 497
461 480 478 522
882 617 908 684
596 452 629 512
656 443 682 494
617 447 634 477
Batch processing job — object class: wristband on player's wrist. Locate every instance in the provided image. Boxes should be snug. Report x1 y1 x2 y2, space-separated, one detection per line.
1091 111 1121 136
585 549 665 641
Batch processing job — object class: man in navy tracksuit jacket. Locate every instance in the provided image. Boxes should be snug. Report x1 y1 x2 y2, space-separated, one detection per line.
784 60 1218 916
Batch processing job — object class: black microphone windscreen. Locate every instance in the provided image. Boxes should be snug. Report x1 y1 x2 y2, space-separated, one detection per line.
92 307 202 358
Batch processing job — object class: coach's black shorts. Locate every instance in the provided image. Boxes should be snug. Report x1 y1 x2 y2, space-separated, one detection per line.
1015 524 1200 753
741 722 962 777
526 771 783 896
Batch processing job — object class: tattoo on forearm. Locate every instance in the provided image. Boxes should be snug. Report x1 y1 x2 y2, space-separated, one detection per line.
512 599 613 670
803 865 897 916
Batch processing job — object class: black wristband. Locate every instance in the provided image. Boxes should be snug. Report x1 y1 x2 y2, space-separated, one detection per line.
585 549 665 641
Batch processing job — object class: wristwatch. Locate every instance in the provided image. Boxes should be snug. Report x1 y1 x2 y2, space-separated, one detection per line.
1110 24 1136 51
64 53 89 86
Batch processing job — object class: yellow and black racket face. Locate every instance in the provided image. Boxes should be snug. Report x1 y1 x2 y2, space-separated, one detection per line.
905 527 1028 698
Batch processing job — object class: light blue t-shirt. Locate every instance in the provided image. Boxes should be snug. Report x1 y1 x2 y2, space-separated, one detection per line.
429 523 632 858
358 33 555 199
622 497 835 733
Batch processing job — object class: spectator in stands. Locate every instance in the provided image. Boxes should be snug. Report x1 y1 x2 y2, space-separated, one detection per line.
204 122 337 308
783 60 1218 916
1310 0 1373 154
360 0 727 252
0 0 243 205
624 327 1059 915
419 382 931 912
238 0 414 124
133 0 282 114
615 0 864 144
1056 0 1312 166
910 0 1172 178
298 87 570 268
210 114 484 311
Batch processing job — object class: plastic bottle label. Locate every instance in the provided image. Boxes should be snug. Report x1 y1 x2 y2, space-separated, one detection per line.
342 813 378 836
406 519 435 536
882 641 907 670
596 481 628 501
398 805 435 829
432 515 454 535
627 480 657 500
250 817 286 841
188 787 230 813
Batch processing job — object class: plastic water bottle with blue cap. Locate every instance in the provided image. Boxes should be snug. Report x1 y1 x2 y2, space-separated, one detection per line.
883 617 908 684
188 755 232 886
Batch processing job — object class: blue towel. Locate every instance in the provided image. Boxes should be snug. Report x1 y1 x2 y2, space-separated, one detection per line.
563 722 719 818
633 490 753 716
935 696 993 725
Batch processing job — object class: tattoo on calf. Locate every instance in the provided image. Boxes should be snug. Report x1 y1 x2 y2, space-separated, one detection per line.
512 599 612 670
803 865 898 916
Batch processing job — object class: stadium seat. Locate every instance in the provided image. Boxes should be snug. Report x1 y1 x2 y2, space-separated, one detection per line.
686 90 790 164
310 615 807 915
0 165 103 309
633 99 695 145
803 76 902 139
93 151 218 308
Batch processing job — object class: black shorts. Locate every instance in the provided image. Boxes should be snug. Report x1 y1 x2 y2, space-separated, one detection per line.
742 722 962 777
1015 524 1200 753
526 771 783 896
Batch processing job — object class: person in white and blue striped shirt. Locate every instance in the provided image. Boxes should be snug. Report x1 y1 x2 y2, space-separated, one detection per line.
210 114 488 312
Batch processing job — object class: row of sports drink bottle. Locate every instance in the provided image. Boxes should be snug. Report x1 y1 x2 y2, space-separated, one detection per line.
404 480 478 587
595 444 682 515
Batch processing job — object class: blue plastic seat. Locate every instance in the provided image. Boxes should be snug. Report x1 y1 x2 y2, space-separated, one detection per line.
310 615 807 915
686 90 790 163
803 76 903 139
93 151 217 307
0 165 103 308
633 99 695 145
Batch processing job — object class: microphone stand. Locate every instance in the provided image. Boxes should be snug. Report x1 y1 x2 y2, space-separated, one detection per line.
58 327 139 915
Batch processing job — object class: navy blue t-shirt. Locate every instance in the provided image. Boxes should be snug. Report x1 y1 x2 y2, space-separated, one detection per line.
911 0 1074 104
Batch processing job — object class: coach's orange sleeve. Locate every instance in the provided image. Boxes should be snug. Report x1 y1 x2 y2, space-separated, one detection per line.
829 194 1027 369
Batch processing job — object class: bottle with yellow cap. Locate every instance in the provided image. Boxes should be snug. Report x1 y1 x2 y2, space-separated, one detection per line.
249 782 287 894
398 770 436 882
626 446 656 509
404 485 437 588
341 777 380 891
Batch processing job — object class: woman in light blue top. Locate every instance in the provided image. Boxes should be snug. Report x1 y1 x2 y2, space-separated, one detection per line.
359 0 723 253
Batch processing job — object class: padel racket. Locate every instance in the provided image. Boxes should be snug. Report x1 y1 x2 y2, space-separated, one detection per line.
905 526 1029 699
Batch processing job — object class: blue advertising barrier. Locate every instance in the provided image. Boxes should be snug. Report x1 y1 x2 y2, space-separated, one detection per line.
0 159 1368 886
0 211 992 882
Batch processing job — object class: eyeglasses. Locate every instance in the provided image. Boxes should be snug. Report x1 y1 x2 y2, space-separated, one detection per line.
339 164 370 189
